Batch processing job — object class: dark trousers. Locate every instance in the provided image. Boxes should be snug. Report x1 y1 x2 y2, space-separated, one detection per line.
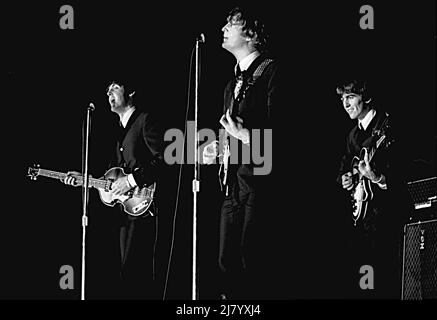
118 213 158 299
218 190 266 299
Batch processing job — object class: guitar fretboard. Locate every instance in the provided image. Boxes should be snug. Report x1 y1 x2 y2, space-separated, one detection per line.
36 169 107 189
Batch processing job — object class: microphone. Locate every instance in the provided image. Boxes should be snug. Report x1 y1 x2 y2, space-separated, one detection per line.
88 103 95 111
196 33 205 43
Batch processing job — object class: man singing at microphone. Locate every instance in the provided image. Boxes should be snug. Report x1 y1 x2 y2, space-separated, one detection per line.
63 79 165 299
203 6 278 299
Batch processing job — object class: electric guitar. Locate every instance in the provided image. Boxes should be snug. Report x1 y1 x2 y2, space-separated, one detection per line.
27 165 156 217
217 58 274 195
218 84 247 196
350 114 394 226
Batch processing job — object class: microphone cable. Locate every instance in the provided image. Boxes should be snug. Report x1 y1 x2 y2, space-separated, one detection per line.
162 44 196 300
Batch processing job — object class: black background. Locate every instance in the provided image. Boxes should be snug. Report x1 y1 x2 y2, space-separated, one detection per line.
4 1 436 300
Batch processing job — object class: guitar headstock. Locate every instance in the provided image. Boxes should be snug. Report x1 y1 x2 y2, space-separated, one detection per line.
27 164 41 181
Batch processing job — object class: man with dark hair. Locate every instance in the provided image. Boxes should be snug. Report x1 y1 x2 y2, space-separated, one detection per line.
63 80 165 299
203 6 278 299
336 80 404 298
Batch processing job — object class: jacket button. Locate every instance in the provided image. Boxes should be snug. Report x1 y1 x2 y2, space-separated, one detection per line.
120 147 124 152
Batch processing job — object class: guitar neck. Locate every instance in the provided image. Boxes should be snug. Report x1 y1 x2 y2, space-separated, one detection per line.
367 134 386 162
36 169 107 189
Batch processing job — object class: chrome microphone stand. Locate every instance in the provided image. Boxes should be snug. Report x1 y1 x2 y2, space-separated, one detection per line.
81 102 95 300
192 33 204 300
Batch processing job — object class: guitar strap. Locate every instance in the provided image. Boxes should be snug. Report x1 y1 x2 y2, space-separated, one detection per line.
230 58 274 117
252 58 274 82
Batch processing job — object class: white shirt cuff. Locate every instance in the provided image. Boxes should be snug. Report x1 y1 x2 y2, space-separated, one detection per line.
376 182 387 190
127 174 137 187
371 174 387 190
240 129 250 145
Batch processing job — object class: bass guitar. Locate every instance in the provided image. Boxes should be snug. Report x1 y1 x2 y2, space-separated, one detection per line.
27 165 156 217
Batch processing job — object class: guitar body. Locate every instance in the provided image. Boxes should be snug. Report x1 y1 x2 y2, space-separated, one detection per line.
351 153 374 225
97 167 156 217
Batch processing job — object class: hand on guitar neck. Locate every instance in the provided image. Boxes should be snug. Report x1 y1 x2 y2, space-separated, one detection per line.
62 171 87 187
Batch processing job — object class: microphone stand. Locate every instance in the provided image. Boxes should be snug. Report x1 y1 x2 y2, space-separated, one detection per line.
81 102 95 300
192 34 204 300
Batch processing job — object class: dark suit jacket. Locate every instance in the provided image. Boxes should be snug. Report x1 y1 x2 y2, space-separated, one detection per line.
110 108 164 188
221 54 278 194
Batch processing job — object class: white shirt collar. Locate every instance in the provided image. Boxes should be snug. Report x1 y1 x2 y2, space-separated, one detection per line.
120 107 136 128
235 51 260 74
358 109 376 130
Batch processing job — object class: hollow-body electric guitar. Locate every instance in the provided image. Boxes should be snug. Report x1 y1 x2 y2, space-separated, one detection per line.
27 165 156 217
350 114 393 226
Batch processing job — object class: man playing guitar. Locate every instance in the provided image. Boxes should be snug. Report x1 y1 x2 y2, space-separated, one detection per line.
203 7 278 300
336 80 404 299
62 79 165 299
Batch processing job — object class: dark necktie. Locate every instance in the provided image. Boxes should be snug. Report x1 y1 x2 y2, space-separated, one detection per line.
234 65 244 99
357 124 368 147
235 64 243 77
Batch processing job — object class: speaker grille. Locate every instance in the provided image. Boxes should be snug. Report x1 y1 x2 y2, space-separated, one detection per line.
407 177 437 210
402 219 437 299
